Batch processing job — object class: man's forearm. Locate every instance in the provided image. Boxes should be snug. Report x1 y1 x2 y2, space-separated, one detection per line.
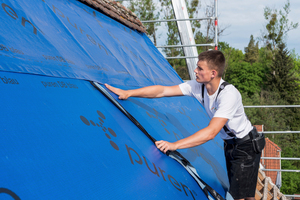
106 84 183 100
173 127 214 150
155 128 213 153
127 85 165 98
105 84 170 99
155 117 227 153
174 118 227 150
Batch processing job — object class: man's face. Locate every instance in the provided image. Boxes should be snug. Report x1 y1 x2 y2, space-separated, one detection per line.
194 60 214 83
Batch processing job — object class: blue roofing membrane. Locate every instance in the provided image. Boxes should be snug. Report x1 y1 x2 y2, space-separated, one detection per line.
0 0 229 199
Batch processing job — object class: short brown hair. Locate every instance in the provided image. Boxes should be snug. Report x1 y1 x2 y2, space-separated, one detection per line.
198 50 225 77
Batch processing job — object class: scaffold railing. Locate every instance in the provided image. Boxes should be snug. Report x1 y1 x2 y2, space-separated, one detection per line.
245 104 300 198
244 105 300 108
156 43 215 48
261 157 300 161
261 131 300 134
141 17 214 23
139 0 219 79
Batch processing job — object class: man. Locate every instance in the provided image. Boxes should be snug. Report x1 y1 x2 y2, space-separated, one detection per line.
105 50 261 200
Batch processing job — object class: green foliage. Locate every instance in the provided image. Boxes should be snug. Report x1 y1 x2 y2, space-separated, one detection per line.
224 35 300 194
281 165 300 194
159 0 183 70
262 0 298 51
218 41 230 51
226 61 264 96
127 0 160 45
173 59 190 80
186 0 205 53
158 0 203 80
265 43 300 104
244 35 259 64
244 91 291 131
291 50 300 86
220 44 245 80
273 133 300 194
186 0 201 33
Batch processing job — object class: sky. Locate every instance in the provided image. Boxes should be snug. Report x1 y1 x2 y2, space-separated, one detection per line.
217 0 300 55
153 0 300 56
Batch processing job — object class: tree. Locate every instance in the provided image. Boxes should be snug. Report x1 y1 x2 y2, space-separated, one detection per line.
158 0 187 79
261 0 298 51
244 35 259 64
186 0 201 33
242 92 290 132
158 0 204 80
219 43 245 80
274 133 300 194
185 0 204 53
265 43 300 104
225 61 264 96
127 0 160 45
281 158 300 194
259 44 300 132
291 50 300 85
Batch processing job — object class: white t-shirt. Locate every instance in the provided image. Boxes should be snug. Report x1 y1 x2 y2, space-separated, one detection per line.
179 79 252 140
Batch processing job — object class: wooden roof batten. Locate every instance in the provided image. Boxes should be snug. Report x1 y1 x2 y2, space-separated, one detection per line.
78 0 147 33
256 169 286 200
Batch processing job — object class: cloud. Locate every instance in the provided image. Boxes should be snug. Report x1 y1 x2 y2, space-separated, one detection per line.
218 0 300 54
150 0 299 55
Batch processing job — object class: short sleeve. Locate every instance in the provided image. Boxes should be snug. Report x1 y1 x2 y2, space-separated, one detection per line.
179 80 202 98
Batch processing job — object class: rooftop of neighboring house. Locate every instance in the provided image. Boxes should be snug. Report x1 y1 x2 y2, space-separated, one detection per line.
78 0 147 33
265 138 282 152
254 125 282 152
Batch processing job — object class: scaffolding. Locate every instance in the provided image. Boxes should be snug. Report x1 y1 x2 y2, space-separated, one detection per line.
246 105 300 199
142 0 219 80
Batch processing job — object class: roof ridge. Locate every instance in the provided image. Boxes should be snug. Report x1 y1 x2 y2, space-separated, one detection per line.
78 0 147 33
265 138 282 151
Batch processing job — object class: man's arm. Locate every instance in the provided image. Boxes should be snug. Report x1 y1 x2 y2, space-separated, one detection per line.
105 84 183 99
155 117 228 153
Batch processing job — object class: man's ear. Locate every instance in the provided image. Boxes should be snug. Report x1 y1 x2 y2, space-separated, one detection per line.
211 70 217 78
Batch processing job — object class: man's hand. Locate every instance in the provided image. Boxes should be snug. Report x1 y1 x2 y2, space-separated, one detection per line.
155 117 228 153
155 140 177 154
105 84 130 100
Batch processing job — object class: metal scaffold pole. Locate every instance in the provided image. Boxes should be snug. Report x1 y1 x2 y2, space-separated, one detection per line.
214 0 218 50
171 0 198 80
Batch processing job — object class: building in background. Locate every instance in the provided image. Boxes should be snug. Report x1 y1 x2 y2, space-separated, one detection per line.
254 125 282 187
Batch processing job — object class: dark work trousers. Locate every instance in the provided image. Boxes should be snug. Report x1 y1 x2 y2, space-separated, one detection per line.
224 139 261 199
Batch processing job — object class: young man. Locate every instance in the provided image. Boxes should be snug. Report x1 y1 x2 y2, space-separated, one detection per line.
105 50 261 200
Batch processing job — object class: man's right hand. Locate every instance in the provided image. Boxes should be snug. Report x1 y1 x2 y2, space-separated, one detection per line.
105 84 130 100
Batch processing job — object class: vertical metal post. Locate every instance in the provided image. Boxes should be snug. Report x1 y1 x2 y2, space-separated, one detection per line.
171 0 198 80
279 151 282 187
262 125 265 165
214 0 218 50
